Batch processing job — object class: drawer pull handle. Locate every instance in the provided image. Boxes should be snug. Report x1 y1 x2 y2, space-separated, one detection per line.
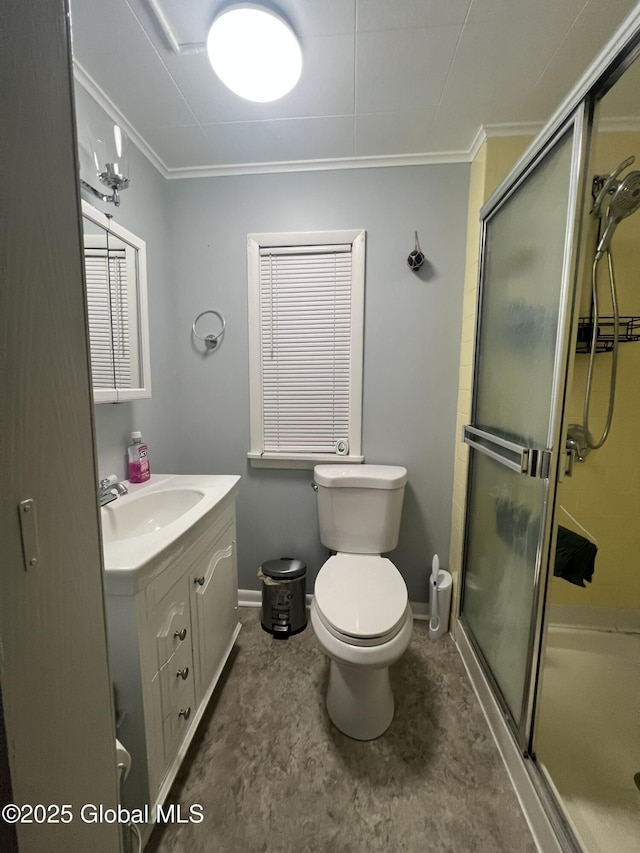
177 667 189 680
179 707 191 720
194 575 205 586
174 628 187 641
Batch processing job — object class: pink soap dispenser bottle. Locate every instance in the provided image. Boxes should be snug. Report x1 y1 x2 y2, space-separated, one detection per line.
128 430 150 483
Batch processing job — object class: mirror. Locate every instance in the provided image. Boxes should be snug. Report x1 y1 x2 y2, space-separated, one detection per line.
82 200 151 402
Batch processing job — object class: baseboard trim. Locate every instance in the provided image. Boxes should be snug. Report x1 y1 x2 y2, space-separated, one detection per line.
238 589 431 621
238 589 262 608
237 589 314 609
410 601 429 621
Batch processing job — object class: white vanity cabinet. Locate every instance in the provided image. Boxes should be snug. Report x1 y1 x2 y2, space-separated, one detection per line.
104 488 240 843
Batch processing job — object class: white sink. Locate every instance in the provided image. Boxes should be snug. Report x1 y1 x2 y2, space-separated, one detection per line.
101 488 205 542
100 474 241 593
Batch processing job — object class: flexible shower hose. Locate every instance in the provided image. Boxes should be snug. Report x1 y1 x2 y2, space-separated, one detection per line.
583 251 619 449
127 820 142 853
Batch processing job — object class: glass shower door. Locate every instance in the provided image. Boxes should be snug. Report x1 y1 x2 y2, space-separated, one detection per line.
460 110 588 748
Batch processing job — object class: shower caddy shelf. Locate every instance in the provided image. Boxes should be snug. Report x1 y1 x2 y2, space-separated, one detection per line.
576 315 640 353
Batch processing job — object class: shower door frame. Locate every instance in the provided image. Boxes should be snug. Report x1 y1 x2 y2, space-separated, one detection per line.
455 10 640 851
458 104 591 752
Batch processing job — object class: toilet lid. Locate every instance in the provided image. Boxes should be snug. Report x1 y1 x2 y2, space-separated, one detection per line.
314 555 408 639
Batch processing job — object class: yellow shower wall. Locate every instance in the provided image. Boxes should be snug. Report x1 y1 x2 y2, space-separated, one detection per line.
449 135 533 622
551 130 640 615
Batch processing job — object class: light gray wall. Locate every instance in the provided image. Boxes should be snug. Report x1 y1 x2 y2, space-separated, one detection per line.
76 93 470 603
167 166 469 601
74 85 179 480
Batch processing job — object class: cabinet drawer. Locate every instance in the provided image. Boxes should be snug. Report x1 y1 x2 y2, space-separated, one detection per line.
158 638 194 718
151 575 191 671
162 678 195 769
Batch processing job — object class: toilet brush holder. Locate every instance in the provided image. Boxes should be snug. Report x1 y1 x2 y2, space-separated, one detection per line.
428 569 452 640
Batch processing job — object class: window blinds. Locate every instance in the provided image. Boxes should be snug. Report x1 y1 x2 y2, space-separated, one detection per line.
84 247 131 389
259 245 352 454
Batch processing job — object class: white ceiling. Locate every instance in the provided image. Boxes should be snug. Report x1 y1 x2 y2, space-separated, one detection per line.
69 0 640 176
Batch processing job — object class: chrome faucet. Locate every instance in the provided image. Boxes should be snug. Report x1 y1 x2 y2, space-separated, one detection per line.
564 424 590 477
99 475 128 506
566 424 590 463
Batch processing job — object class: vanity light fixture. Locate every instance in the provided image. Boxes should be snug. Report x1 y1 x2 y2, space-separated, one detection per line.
80 121 130 207
206 4 302 103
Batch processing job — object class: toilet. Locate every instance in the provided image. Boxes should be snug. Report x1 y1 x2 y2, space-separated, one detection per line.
310 464 413 740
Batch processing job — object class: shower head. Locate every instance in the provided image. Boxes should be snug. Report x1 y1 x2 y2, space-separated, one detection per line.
595 170 640 260
592 155 635 216
609 170 640 218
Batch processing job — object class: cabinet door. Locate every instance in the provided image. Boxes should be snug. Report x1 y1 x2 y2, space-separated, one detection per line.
191 524 238 704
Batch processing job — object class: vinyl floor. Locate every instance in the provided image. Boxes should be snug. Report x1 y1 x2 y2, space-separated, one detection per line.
146 608 537 853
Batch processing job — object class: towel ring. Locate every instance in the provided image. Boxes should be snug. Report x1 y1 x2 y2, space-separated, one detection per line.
192 310 226 350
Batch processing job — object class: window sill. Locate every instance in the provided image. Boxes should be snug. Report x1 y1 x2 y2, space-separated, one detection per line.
247 452 364 470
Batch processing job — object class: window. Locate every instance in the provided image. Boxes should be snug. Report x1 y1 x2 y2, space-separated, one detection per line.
247 230 365 468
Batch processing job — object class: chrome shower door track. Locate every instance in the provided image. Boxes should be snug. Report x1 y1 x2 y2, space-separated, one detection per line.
455 619 583 853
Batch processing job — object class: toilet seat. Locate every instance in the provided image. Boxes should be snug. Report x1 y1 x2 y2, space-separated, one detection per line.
314 555 408 647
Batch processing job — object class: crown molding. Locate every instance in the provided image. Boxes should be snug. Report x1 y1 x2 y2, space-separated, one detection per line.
468 122 548 163
73 62 170 178
71 66 640 180
480 5 640 217
483 121 545 139
163 149 472 179
599 116 640 133
468 126 487 161
72 67 476 176
477 117 640 155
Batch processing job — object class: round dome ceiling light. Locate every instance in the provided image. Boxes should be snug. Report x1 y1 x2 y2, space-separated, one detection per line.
206 4 302 103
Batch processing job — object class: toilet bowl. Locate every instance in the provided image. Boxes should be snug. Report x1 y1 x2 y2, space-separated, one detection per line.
311 464 412 740
311 555 413 740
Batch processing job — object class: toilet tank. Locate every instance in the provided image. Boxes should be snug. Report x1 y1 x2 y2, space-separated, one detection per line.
314 464 408 554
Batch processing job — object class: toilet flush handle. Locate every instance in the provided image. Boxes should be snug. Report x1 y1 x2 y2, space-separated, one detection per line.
311 482 318 492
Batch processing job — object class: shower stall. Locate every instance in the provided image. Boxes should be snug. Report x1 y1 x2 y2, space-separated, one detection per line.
455 11 640 853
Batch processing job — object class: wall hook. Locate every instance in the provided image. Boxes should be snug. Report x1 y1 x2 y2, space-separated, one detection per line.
407 231 425 271
192 310 226 350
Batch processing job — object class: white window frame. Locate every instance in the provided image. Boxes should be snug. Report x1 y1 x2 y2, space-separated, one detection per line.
247 229 365 469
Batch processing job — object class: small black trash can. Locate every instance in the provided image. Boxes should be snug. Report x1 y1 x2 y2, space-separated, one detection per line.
258 558 307 638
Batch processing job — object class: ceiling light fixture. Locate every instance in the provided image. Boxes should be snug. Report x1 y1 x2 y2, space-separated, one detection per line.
206 4 302 103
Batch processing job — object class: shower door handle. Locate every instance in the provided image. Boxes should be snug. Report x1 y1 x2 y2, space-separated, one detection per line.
463 425 552 479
